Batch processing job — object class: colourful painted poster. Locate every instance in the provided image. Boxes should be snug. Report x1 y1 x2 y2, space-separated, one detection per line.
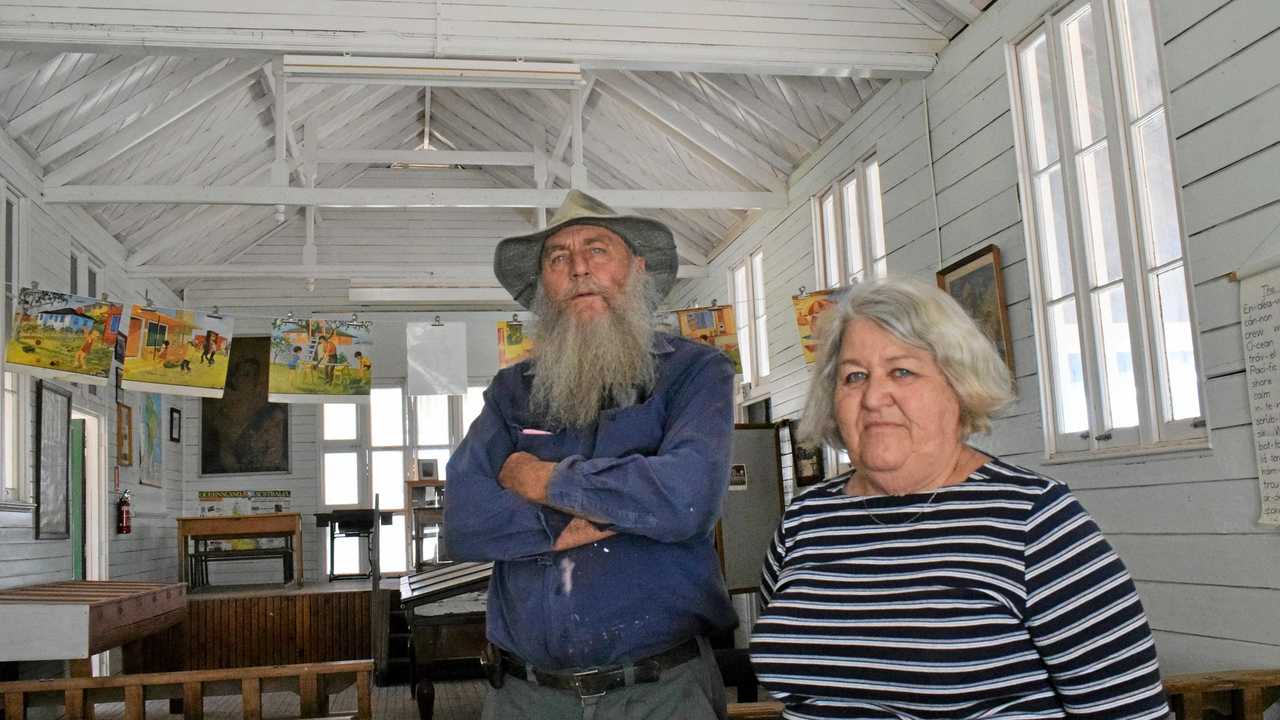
5 288 122 385
674 305 742 373
121 305 234 397
497 320 534 369
792 290 838 364
268 318 373 403
138 393 163 487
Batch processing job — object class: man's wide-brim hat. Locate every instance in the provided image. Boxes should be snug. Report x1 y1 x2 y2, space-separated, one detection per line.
494 189 678 310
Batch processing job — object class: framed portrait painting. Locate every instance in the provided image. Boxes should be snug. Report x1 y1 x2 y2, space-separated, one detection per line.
201 337 289 475
937 244 1015 371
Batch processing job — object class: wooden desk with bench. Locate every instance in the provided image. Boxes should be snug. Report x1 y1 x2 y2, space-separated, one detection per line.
178 513 304 588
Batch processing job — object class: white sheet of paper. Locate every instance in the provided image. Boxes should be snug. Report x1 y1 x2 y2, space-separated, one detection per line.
1241 264 1280 525
406 322 467 396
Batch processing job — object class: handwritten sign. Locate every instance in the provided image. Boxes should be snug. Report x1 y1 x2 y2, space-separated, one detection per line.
1241 267 1280 525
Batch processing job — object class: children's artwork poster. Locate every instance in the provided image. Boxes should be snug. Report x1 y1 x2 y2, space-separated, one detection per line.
138 393 163 487
5 288 123 385
196 490 292 550
407 322 467 396
674 305 742 373
121 305 234 397
497 320 534 369
268 318 373 403
792 290 838 364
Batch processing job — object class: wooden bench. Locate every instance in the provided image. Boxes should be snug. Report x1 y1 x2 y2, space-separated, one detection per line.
725 669 1280 720
0 659 373 720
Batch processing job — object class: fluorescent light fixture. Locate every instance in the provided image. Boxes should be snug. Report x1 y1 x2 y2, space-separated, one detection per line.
348 286 515 303
282 55 584 89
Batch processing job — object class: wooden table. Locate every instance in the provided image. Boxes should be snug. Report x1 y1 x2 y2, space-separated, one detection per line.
178 513 304 587
0 580 186 673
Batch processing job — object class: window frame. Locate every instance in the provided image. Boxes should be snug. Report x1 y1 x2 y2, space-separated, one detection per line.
728 248 770 397
812 153 888 291
1 190 27 509
1007 0 1207 462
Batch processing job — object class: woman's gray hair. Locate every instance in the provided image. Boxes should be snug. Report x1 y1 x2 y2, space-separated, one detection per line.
799 275 1015 449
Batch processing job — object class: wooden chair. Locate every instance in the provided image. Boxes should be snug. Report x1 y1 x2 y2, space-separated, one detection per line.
0 659 373 720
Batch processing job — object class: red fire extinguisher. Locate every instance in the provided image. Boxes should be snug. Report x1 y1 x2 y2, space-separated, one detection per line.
116 489 132 535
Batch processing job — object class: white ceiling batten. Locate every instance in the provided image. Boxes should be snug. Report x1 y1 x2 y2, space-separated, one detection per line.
124 263 710 281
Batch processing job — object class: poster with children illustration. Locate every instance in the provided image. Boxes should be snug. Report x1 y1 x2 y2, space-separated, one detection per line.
268 318 373 403
792 290 837 364
497 319 534 369
674 305 742 373
121 305 235 397
5 288 123 385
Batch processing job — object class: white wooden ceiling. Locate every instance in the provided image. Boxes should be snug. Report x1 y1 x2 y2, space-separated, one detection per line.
0 0 989 301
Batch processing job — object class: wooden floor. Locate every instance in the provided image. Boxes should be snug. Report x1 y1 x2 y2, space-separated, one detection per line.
90 679 488 720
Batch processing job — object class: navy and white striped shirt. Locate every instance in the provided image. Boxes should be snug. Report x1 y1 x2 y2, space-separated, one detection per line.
750 457 1168 719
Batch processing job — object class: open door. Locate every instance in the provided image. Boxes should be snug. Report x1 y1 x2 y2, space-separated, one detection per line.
69 418 86 581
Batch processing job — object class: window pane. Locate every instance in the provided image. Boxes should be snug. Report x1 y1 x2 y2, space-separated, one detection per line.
1154 264 1200 421
821 194 840 288
1118 0 1163 118
417 448 451 481
323 403 357 441
1061 6 1108 149
1018 32 1061 170
87 268 96 299
1133 110 1183 266
372 450 405 510
69 254 78 295
751 252 770 378
370 387 404 447
1076 143 1124 285
324 452 359 505
1034 166 1074 299
865 161 886 274
733 265 753 381
462 386 486 435
332 536 360 576
379 513 406 573
1048 298 1088 433
3 376 15 500
1092 284 1139 428
840 178 863 281
416 394 450 446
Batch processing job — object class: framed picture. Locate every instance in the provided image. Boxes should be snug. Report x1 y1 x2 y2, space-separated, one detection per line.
169 407 182 443
201 337 289 475
34 381 71 540
781 419 826 488
937 244 1015 370
416 457 439 482
137 393 162 487
116 402 133 467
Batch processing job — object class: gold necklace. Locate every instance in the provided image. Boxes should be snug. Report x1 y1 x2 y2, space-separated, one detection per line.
859 488 939 526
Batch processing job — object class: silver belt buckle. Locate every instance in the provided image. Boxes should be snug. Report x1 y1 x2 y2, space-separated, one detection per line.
572 669 607 700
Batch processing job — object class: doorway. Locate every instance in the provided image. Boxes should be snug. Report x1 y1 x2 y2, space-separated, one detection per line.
71 408 106 581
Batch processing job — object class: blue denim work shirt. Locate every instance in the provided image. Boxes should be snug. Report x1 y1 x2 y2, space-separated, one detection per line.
443 333 738 670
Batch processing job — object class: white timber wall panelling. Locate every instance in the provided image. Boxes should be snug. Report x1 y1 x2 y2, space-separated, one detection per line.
675 0 1280 675
0 188 182 593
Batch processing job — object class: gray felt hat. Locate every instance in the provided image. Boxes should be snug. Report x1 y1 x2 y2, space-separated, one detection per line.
494 190 678 309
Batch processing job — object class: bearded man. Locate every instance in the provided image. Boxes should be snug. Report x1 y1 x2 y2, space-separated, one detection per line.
444 190 736 720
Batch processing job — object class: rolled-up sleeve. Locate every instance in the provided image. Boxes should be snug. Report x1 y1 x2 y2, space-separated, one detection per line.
443 386 558 562
544 352 734 544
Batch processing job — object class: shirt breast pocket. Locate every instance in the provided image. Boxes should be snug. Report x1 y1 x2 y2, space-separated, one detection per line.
512 427 574 462
596 398 665 458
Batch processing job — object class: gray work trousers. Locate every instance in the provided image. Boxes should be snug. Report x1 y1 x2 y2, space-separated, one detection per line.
480 637 727 720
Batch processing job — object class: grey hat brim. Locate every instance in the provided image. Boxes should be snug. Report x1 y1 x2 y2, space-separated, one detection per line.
494 216 678 310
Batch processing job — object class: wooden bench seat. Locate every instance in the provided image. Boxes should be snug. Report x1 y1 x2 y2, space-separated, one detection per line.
190 546 294 588
0 659 372 720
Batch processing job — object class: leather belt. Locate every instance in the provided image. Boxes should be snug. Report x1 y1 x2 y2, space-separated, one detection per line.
498 638 701 699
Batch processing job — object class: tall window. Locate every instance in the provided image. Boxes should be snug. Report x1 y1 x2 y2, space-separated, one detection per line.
1011 0 1202 457
321 385 480 573
2 195 22 505
69 252 78 295
730 249 769 388
814 155 887 289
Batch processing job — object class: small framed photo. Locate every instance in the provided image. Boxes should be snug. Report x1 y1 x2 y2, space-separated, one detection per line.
729 463 748 491
169 407 182 443
416 457 439 482
784 420 826 488
116 402 133 466
936 244 1015 370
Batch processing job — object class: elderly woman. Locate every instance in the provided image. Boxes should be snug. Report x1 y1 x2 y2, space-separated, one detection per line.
750 276 1167 719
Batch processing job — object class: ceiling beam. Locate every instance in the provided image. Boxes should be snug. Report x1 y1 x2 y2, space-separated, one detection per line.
127 263 710 280
930 0 981 24
44 60 260 186
47 185 785 210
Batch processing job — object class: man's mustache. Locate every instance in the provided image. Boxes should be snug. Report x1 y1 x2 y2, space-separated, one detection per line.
556 278 612 303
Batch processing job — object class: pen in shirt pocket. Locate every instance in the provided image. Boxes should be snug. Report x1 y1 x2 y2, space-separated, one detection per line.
520 428 554 436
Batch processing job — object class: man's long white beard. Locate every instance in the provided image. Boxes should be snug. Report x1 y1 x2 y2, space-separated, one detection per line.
529 271 658 429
